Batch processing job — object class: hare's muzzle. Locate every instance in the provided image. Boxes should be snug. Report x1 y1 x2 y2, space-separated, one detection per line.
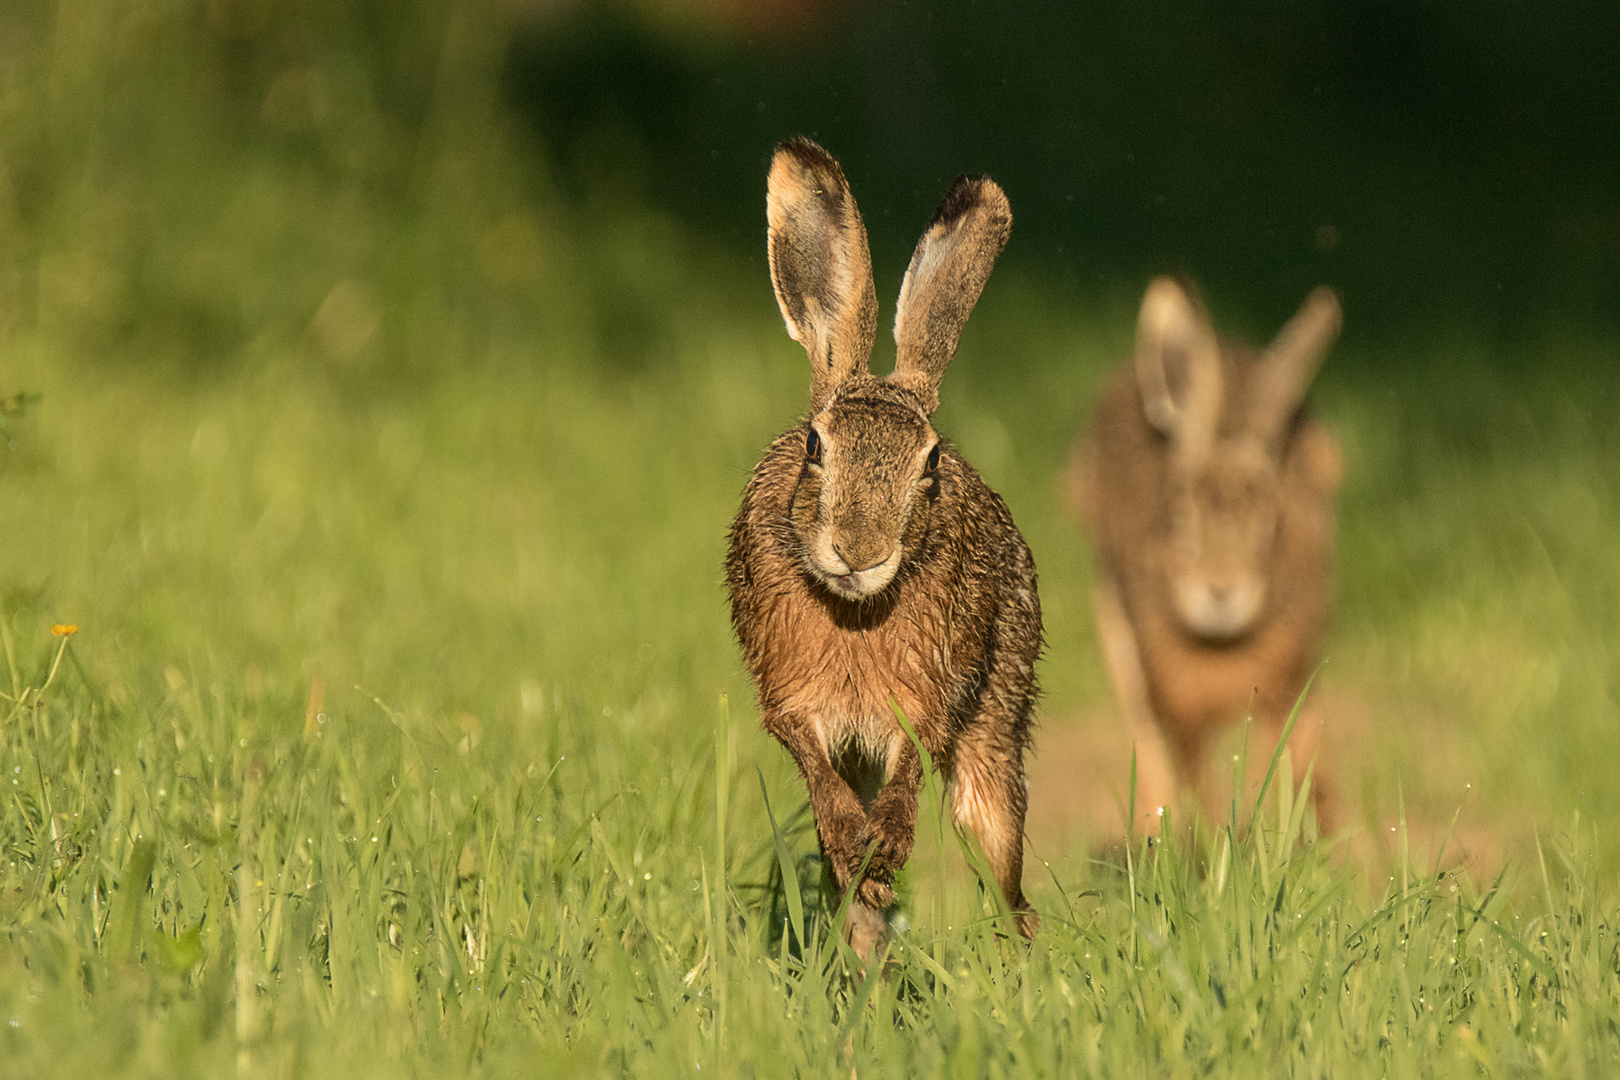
810 533 902 600
1173 575 1266 641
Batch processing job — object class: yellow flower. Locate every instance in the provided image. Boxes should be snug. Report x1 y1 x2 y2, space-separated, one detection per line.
50 624 78 637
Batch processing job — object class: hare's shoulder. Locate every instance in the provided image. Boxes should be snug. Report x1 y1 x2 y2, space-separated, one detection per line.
727 432 806 556
924 458 1042 674
1084 368 1172 529
738 428 807 507
1280 415 1342 499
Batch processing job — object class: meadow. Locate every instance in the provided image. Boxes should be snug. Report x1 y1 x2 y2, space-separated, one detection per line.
3 3 1620 1075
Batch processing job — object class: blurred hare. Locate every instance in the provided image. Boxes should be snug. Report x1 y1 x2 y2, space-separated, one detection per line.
1069 277 1343 832
727 138 1041 959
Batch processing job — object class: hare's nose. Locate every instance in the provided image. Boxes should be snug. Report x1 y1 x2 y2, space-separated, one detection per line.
833 542 889 574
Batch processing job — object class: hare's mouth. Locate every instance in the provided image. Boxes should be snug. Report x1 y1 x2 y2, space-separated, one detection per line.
809 546 903 601
1174 579 1265 642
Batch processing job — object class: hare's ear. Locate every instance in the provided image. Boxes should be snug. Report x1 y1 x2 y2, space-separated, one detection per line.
766 138 878 411
891 175 1012 412
1249 287 1340 450
1135 276 1222 468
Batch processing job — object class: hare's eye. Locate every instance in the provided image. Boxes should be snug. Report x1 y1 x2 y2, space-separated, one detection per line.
926 443 942 472
805 429 822 464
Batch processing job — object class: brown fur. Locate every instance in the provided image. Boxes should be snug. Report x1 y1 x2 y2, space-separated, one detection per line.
728 139 1041 960
1070 279 1343 832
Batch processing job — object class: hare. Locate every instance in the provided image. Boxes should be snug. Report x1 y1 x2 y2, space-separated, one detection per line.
727 138 1041 959
1069 277 1343 834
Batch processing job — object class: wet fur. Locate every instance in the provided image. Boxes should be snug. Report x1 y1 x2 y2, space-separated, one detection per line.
728 139 1041 960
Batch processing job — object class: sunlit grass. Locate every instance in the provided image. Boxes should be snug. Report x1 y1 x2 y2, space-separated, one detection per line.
1 603 1615 1077
2 315 1618 1076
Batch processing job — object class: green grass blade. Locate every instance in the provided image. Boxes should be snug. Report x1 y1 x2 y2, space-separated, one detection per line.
1249 666 1320 828
758 767 806 953
107 838 157 960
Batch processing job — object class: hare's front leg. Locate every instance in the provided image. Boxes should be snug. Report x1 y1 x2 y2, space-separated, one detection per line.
857 741 922 909
1093 580 1177 834
760 708 870 895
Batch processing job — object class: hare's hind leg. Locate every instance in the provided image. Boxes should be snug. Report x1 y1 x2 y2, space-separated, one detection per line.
1092 580 1177 834
949 708 1038 938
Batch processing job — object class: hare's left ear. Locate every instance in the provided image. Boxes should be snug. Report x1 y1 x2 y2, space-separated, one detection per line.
891 175 1012 412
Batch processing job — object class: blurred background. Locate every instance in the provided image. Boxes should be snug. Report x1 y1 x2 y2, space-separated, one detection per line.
509 0 1620 338
4 0 1617 365
1 0 1617 862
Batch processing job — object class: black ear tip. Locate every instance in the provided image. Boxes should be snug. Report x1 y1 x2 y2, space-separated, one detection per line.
929 174 1010 231
773 136 841 176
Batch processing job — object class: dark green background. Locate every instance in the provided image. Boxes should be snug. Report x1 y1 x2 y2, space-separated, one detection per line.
508 0 1620 342
5 0 1615 376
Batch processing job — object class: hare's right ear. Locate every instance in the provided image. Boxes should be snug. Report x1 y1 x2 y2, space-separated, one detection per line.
1248 287 1341 451
766 138 878 411
1134 276 1222 467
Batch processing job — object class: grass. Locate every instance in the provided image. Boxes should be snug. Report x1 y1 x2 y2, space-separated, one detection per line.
3 3 1620 1075
2 290 1618 1077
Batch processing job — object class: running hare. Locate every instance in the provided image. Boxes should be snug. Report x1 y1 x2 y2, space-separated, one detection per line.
1069 277 1342 832
727 138 1041 959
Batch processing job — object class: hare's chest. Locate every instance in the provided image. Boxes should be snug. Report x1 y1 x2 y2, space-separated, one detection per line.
762 603 943 750
1149 650 1261 730
1146 628 1309 731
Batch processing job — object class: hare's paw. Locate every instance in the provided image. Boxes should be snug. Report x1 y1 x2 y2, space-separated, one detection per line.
819 805 871 890
855 874 896 910
861 791 917 865
856 798 916 901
